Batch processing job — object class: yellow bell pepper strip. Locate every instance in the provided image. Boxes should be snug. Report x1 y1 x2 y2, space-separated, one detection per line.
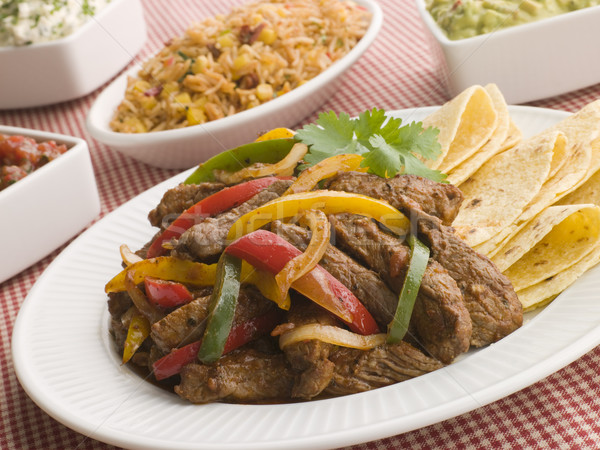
227 190 410 242
105 257 217 294
284 153 365 195
254 127 295 142
146 176 285 258
122 313 151 364
152 308 283 380
213 143 307 185
105 255 288 309
197 253 242 364
274 209 329 303
386 234 430 344
275 323 387 351
241 263 291 310
184 138 296 184
225 230 380 335
144 277 193 308
124 271 163 323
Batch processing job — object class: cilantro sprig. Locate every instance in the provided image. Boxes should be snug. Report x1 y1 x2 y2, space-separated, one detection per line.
295 108 445 182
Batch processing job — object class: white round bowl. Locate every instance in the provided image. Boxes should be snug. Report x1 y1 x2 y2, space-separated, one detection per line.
0 0 146 110
86 0 383 169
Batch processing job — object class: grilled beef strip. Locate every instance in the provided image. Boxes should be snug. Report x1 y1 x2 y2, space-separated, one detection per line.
415 213 523 347
324 341 444 397
278 299 339 400
175 349 295 404
270 220 397 328
151 286 278 353
277 298 444 399
148 181 226 229
326 171 464 226
173 179 293 262
329 214 471 364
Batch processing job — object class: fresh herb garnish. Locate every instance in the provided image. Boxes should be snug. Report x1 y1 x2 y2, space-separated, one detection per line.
295 108 445 182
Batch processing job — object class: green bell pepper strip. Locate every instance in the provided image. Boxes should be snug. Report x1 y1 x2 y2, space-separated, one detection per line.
197 252 243 364
386 234 430 344
184 138 296 184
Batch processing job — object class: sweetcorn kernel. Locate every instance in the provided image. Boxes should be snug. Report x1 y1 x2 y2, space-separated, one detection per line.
133 80 151 93
233 53 252 71
258 27 276 45
174 92 192 105
192 56 208 74
161 81 179 99
256 83 274 101
140 96 158 110
186 107 206 125
217 33 235 48
124 117 147 133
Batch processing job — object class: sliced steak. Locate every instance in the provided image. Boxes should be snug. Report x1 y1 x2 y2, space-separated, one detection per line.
325 341 444 397
271 220 397 328
148 182 225 229
330 214 472 364
277 298 338 400
173 179 292 262
416 213 523 347
151 286 277 353
326 171 463 225
175 349 295 404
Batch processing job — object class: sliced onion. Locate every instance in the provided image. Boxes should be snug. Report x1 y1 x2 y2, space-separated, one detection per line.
275 209 330 302
284 153 365 195
277 323 386 350
124 271 163 323
120 244 143 266
214 142 308 184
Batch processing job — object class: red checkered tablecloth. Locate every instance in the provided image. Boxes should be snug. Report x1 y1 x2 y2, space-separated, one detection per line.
2 1 600 449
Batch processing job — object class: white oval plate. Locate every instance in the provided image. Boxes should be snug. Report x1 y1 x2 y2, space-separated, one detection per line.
86 0 382 169
14 106 600 450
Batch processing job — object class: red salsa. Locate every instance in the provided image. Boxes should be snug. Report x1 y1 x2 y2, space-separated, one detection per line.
0 134 68 191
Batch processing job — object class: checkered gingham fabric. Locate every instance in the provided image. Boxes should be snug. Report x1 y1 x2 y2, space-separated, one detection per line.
2 1 600 449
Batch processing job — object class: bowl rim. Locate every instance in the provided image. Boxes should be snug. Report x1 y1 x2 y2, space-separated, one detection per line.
0 0 127 52
0 125 88 199
86 0 383 147
413 0 600 46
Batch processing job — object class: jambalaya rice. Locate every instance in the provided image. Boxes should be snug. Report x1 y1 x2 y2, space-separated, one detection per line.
110 0 371 133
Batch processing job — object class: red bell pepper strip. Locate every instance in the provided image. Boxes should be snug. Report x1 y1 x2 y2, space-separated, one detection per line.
225 230 380 336
146 176 284 258
144 277 193 308
152 309 283 380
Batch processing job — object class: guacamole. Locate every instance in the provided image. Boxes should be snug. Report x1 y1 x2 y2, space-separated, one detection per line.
426 0 600 40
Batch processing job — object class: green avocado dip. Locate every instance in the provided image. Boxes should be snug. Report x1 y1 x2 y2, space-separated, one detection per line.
426 0 600 40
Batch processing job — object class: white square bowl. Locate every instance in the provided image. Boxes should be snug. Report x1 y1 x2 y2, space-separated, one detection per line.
413 1 600 104
0 126 101 284
0 0 147 110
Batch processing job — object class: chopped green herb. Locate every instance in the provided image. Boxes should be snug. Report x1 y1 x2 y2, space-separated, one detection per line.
295 108 445 182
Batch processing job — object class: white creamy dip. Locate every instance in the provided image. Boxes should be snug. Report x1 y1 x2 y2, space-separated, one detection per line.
0 0 111 46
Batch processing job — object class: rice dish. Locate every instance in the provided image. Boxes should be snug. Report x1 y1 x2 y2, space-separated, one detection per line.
109 0 371 133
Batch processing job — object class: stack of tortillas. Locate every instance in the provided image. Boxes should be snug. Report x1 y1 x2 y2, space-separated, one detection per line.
424 84 600 311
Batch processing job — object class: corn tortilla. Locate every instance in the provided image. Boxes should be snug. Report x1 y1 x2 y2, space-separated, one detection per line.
447 84 510 186
452 130 558 247
517 238 600 312
500 205 600 291
423 85 498 171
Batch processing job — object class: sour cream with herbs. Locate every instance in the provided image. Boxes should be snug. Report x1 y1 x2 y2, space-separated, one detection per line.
0 0 111 46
